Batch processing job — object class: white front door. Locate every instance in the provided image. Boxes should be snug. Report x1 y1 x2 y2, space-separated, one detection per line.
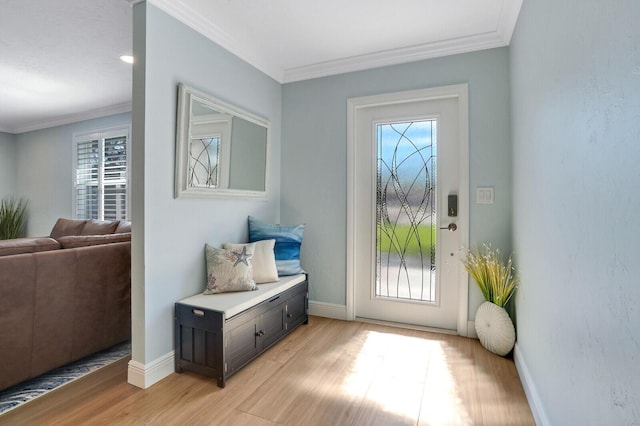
347 85 469 332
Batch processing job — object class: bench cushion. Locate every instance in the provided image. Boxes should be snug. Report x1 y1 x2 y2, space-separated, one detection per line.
179 274 306 319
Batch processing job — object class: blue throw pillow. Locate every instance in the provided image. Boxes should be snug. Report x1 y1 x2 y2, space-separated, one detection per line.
248 216 305 276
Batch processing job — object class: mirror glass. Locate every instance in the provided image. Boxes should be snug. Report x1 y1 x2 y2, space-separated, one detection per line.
175 84 269 198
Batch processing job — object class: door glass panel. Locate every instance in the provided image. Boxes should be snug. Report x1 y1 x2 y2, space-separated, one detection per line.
376 120 437 302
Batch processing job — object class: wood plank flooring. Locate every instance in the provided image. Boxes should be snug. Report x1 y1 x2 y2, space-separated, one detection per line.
1 316 535 425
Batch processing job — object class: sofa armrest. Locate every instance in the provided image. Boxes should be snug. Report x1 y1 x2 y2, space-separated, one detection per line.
0 237 61 257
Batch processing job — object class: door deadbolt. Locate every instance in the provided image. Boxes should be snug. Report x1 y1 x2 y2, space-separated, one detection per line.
448 194 458 217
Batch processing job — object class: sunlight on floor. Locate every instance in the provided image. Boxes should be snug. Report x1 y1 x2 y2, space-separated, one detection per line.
340 330 472 424
420 343 473 425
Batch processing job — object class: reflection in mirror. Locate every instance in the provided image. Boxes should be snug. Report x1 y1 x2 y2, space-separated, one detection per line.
175 84 269 198
189 107 230 189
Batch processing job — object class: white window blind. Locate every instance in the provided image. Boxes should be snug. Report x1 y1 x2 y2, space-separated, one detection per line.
74 126 130 221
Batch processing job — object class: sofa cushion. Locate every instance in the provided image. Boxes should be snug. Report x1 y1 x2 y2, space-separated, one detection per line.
81 219 119 235
115 220 131 233
50 218 87 239
56 233 131 249
0 237 61 257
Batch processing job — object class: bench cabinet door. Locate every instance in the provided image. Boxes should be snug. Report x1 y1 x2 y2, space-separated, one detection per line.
256 300 285 351
285 287 308 331
225 317 258 375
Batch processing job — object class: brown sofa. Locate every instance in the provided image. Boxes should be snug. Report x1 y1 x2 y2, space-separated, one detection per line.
0 218 131 391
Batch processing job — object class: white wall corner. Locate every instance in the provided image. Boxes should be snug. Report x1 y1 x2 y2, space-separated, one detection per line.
308 300 347 320
514 343 551 426
127 351 175 389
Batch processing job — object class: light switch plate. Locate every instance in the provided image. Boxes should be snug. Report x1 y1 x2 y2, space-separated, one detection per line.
476 187 495 204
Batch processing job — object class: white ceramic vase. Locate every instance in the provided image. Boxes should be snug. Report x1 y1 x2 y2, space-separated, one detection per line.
474 301 515 356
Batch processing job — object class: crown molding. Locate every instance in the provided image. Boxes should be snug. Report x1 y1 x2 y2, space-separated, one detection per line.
496 0 524 44
282 31 507 83
148 0 283 82
284 0 523 83
3 102 131 134
148 0 521 84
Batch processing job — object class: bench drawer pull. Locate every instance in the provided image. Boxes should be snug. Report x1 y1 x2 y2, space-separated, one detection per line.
192 309 205 317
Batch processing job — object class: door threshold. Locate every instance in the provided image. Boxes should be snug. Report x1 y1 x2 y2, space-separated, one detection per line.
354 316 458 336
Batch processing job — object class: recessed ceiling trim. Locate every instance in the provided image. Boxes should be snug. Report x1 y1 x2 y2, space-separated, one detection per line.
149 0 283 82
3 102 132 134
282 31 507 83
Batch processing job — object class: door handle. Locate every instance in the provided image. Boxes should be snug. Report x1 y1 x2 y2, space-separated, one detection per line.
439 223 457 232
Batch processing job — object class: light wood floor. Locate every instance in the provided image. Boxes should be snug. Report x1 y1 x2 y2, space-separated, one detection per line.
1 316 534 425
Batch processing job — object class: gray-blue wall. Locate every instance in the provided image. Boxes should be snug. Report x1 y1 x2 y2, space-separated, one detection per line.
510 0 640 424
282 48 512 319
12 113 130 236
0 132 17 199
131 3 282 364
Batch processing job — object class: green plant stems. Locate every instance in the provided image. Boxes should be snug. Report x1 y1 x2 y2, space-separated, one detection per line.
462 244 519 308
0 196 28 240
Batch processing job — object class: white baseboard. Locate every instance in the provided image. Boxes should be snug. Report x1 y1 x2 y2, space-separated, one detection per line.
467 320 478 338
308 300 347 320
514 343 550 426
127 350 175 389
124 303 345 389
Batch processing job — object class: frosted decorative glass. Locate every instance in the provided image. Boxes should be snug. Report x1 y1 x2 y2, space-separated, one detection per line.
376 120 437 302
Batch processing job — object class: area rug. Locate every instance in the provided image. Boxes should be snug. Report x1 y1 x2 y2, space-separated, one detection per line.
0 341 130 415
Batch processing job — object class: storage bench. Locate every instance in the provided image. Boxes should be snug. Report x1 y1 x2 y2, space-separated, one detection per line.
174 274 308 387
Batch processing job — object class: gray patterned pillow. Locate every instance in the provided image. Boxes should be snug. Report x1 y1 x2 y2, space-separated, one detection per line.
204 243 257 294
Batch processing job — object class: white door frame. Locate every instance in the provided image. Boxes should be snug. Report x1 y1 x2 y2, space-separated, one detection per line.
346 84 470 336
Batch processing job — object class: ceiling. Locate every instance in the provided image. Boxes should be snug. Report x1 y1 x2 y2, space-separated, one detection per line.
0 0 133 134
0 0 522 134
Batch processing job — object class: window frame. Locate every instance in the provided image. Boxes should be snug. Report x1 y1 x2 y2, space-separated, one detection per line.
72 125 131 221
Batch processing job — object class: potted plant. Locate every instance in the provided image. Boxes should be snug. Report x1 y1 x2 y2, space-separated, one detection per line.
0 196 28 240
462 244 519 356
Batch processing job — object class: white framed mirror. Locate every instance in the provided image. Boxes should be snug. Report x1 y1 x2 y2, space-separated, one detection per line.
175 83 269 199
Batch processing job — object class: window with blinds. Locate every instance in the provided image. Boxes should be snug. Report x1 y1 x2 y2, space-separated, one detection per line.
74 126 130 221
